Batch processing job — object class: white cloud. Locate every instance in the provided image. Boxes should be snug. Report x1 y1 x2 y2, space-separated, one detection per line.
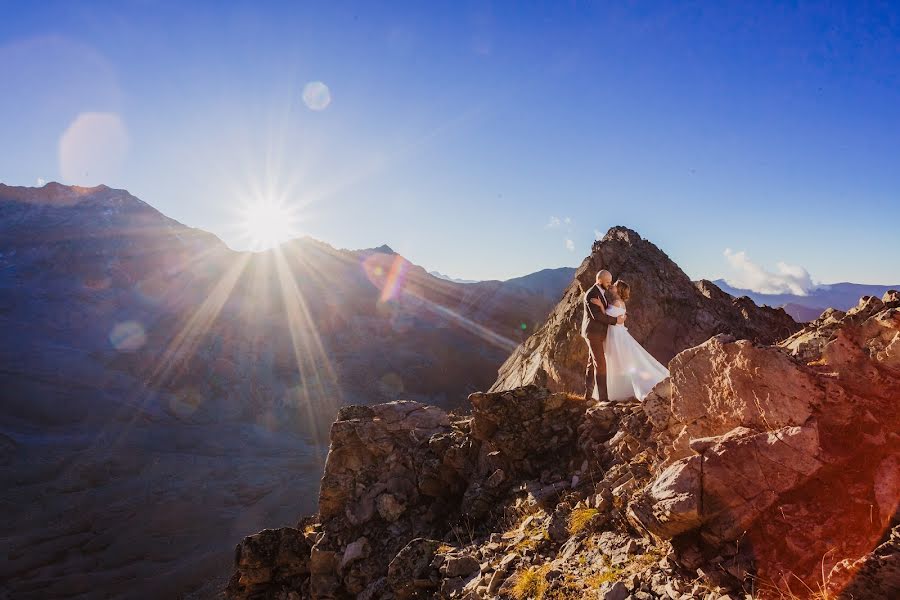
565 238 575 251
547 216 574 229
723 248 817 296
36 177 45 186
594 229 603 240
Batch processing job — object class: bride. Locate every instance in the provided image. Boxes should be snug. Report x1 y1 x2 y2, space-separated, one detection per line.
599 280 669 401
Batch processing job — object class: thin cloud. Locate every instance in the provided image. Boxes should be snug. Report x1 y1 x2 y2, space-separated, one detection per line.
723 248 817 295
546 216 573 229
565 238 575 251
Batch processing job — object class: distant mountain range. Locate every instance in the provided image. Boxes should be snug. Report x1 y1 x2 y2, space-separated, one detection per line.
0 182 573 597
713 280 900 322
428 270 480 284
429 267 577 299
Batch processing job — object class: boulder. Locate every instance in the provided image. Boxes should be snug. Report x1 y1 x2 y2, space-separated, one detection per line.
827 523 900 598
631 423 823 545
662 335 822 462
225 528 311 599
387 538 443 599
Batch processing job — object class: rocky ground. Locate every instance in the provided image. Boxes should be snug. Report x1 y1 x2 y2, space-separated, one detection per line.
226 290 900 599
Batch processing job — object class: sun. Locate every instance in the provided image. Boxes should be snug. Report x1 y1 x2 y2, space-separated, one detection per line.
238 199 300 250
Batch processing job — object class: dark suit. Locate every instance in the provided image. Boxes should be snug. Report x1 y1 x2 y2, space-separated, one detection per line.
581 283 618 401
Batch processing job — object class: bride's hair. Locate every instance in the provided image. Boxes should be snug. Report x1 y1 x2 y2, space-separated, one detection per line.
614 280 631 301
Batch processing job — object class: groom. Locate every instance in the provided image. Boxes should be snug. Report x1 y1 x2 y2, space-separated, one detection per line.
581 270 626 401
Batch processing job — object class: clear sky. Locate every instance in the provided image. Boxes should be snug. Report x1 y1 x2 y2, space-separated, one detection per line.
2 1 898 288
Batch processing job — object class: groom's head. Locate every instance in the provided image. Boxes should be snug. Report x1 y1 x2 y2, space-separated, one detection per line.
596 270 613 289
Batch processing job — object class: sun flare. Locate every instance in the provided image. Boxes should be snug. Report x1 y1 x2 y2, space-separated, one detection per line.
238 199 299 250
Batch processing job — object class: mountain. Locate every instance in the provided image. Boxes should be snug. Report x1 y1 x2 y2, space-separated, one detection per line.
0 182 567 598
490 227 801 394
428 267 577 303
713 279 900 322
502 266 576 301
224 283 900 599
428 271 479 284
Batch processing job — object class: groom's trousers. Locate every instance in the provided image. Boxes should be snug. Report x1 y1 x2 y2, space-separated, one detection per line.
584 334 608 402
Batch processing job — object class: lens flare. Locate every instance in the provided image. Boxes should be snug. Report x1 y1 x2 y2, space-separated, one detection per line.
302 81 331 111
380 255 409 303
109 320 146 351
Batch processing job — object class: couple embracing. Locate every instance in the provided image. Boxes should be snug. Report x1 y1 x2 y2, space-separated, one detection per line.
581 269 669 402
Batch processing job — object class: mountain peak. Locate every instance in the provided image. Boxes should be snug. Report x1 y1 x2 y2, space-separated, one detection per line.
1 181 122 207
366 244 395 255
492 228 799 393
597 225 643 247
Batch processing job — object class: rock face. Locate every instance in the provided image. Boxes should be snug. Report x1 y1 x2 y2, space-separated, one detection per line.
228 387 593 599
228 291 899 599
631 290 900 594
490 226 800 394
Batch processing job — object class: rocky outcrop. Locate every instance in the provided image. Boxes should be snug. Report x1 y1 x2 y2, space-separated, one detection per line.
490 226 800 393
631 290 900 595
228 290 898 599
226 528 312 598
226 387 593 599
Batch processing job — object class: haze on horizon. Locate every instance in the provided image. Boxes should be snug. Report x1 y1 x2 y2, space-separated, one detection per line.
1 1 898 289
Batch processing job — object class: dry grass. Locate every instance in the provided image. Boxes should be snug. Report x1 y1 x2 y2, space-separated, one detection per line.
745 549 839 600
628 544 666 572
511 565 550 600
748 573 835 600
567 508 600 536
585 567 624 588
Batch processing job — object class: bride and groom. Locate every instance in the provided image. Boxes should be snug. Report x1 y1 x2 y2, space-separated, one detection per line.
581 269 669 402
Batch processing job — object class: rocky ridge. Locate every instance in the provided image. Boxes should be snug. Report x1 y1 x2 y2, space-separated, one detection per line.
490 227 800 394
226 290 900 598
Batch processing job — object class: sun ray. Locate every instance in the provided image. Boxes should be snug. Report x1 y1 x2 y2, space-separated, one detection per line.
272 244 343 446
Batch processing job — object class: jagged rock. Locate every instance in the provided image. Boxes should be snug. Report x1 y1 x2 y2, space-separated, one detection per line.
376 493 407 522
226 528 311 599
339 536 370 570
661 335 821 462
547 506 571 542
599 580 629 600
469 385 589 472
827 523 900 598
318 400 453 522
387 538 442 599
440 554 480 578
631 424 823 544
490 226 799 393
631 296 900 592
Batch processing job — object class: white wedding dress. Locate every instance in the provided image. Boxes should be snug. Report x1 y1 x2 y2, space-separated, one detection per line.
604 305 669 401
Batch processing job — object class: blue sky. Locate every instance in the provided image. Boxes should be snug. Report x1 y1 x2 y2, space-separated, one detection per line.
1 1 898 287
